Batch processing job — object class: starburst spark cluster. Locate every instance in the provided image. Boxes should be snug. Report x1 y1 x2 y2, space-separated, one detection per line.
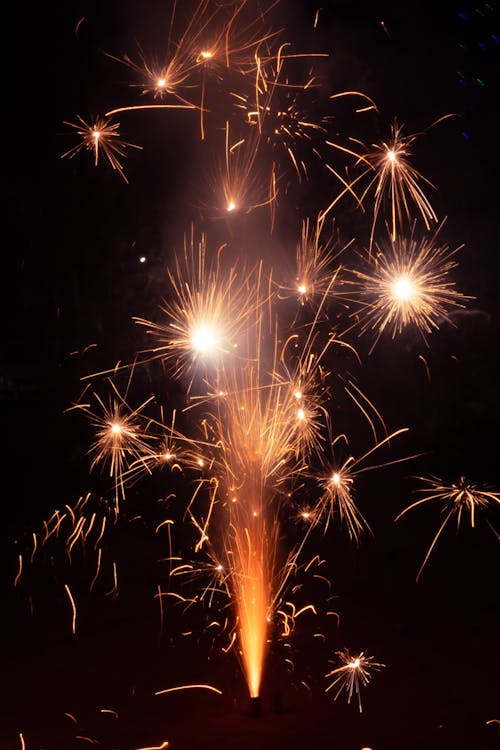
15 0 497 733
325 649 385 713
396 475 500 581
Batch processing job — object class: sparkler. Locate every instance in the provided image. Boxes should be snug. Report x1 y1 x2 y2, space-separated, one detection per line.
19 0 490 734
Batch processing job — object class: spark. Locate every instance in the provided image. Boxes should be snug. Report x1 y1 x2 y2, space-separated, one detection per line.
396 475 500 581
14 554 23 587
323 116 455 251
201 120 277 219
155 684 223 696
104 1 282 138
351 222 470 351
278 215 354 307
69 382 157 509
61 115 141 183
359 118 439 247
104 0 220 106
325 649 385 712
133 227 261 383
64 583 77 635
310 428 412 543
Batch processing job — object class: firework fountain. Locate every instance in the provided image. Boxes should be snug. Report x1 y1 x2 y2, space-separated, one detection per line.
12 1 499 739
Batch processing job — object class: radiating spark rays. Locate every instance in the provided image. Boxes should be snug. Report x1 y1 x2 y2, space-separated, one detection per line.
396 475 500 581
103 1 283 140
201 120 278 219
361 118 440 247
134 227 260 384
351 222 470 352
325 649 385 712
61 115 141 183
69 381 157 509
107 0 281 101
170 552 231 607
106 0 220 108
322 116 455 251
277 215 354 307
311 428 412 543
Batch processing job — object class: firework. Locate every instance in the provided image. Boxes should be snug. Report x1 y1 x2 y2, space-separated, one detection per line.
277 214 353 308
325 649 385 712
396 475 500 581
133 226 263 384
322 116 454 251
67 379 158 511
44 0 479 721
231 42 330 181
61 115 142 183
199 120 277 219
350 221 469 352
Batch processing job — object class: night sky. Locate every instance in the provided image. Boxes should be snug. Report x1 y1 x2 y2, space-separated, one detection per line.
2 2 499 749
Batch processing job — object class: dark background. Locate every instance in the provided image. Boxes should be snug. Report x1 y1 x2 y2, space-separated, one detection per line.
2 2 499 749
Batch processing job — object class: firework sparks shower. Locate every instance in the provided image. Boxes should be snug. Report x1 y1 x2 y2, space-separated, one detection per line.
7 3 500 745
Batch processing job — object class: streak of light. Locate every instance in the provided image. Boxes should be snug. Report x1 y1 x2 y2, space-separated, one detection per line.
155 684 223 696
64 583 77 635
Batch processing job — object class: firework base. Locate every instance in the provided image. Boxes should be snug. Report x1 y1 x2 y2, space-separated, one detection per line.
249 696 262 718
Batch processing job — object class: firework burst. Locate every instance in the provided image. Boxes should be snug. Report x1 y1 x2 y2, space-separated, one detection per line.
350 221 470 352
67 380 157 511
396 475 500 581
277 215 354 308
133 227 261 384
322 115 454 251
61 115 142 183
325 649 385 712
